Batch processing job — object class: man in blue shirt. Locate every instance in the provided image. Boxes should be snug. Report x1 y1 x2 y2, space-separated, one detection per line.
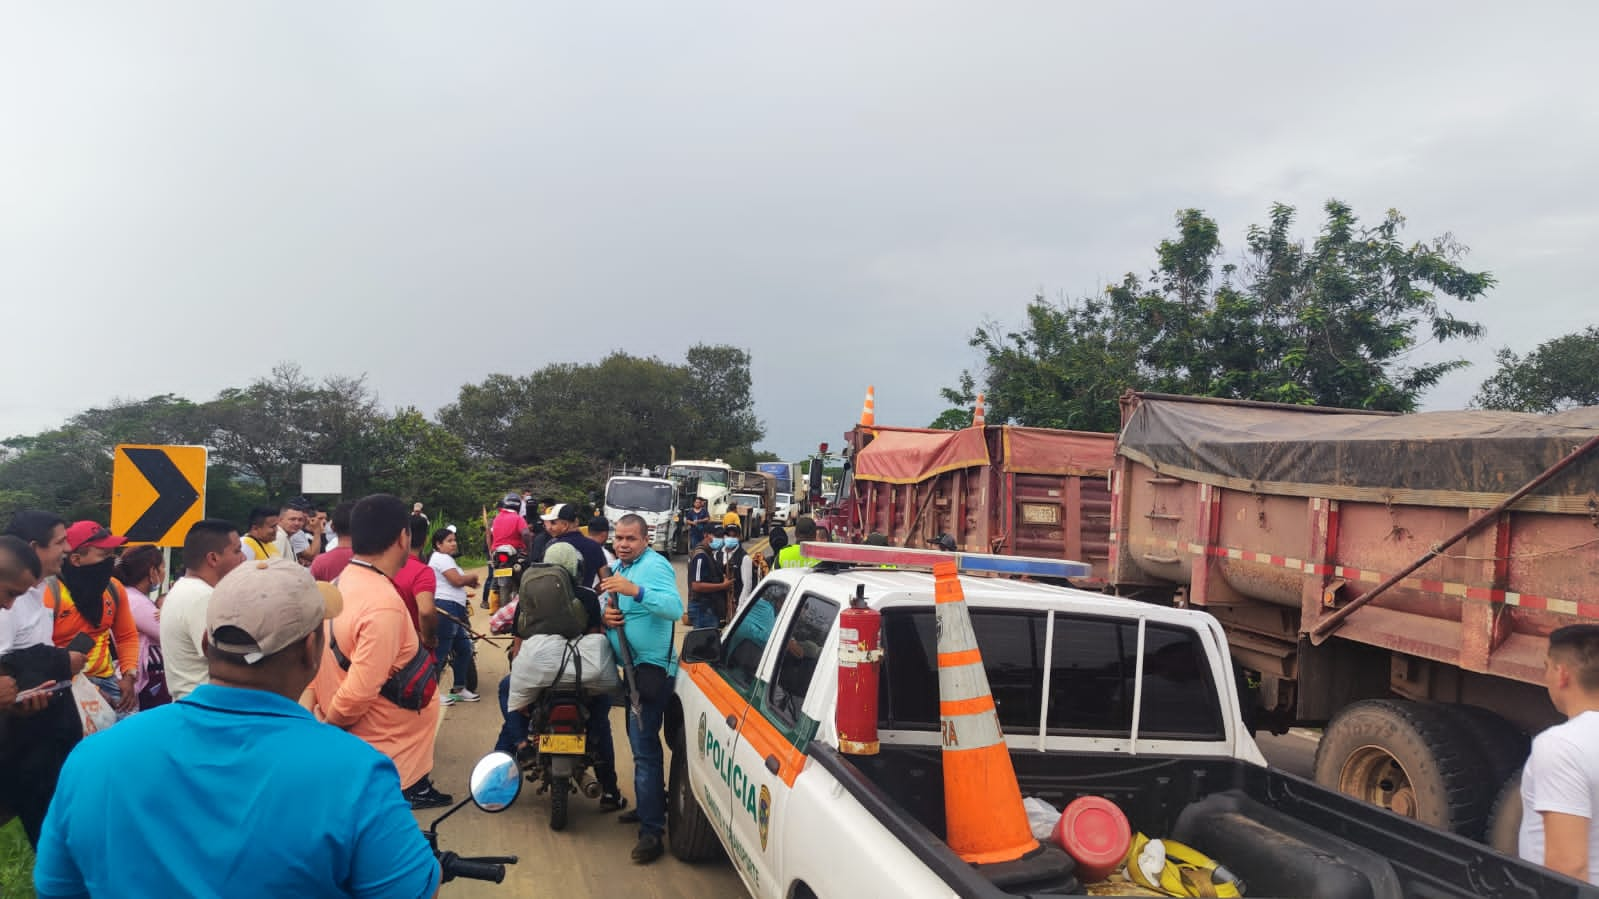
599 514 683 864
684 497 710 552
34 559 440 899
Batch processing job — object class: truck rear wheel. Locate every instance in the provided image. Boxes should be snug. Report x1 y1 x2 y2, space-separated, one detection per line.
1487 768 1523 856
1437 703 1528 789
667 750 722 862
1314 699 1493 839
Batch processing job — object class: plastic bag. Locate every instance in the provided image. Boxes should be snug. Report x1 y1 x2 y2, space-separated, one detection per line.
1024 796 1062 842
506 633 622 711
72 673 117 735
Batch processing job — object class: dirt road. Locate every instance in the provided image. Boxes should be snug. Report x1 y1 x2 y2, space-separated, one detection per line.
420 561 748 899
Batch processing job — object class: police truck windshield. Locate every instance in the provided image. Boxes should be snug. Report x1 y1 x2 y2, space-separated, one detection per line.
606 479 675 512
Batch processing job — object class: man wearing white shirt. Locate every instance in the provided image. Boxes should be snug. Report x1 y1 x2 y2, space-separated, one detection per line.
160 519 247 700
0 512 72 656
1521 624 1599 884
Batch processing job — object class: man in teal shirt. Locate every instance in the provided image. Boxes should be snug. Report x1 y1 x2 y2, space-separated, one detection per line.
599 514 683 864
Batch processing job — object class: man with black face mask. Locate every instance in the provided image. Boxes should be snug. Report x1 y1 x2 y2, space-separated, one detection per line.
46 522 141 716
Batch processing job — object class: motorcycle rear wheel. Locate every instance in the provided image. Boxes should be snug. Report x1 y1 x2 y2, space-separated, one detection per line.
550 775 570 831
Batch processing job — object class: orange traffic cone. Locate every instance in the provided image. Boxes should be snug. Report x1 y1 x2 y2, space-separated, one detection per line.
933 560 1039 864
859 385 876 427
972 393 986 428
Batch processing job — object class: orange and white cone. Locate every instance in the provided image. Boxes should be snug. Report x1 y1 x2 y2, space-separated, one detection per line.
859 385 876 427
972 393 986 428
934 560 1039 864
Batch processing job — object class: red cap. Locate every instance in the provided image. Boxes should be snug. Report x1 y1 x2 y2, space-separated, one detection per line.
1053 795 1131 882
65 521 128 552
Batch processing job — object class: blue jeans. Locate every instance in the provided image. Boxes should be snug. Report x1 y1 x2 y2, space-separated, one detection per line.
688 600 721 630
493 675 619 797
434 600 477 693
626 681 671 838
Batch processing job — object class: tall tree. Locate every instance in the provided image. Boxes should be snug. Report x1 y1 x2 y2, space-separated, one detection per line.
1473 326 1599 412
953 201 1494 430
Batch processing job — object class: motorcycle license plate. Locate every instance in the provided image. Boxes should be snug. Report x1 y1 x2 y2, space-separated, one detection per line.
493 567 514 578
538 734 586 754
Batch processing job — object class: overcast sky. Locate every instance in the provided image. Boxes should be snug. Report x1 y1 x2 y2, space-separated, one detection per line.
4 3 1596 459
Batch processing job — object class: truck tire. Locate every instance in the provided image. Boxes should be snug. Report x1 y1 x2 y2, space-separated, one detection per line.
1487 768 1523 856
1313 699 1493 839
667 750 722 862
1436 704 1529 789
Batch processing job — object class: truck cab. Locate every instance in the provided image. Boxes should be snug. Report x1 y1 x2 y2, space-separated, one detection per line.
669 460 734 519
602 475 681 555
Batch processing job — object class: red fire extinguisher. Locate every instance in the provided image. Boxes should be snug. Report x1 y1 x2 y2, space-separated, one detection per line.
836 585 883 755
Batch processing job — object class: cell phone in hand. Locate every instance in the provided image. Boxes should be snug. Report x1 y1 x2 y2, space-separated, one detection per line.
67 633 94 654
14 681 73 704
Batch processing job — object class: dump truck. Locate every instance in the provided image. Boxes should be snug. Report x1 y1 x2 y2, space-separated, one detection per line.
808 424 1117 585
812 394 1599 850
1110 392 1599 849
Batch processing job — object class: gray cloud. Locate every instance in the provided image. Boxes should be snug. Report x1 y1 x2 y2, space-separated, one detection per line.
3 3 1595 458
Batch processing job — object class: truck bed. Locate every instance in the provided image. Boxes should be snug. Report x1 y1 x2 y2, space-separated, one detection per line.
818 742 1598 899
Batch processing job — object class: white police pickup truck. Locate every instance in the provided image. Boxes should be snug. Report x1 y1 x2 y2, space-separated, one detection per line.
664 544 1598 899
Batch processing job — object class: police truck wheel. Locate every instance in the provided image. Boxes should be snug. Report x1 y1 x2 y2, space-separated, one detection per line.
1314 699 1493 839
667 749 722 861
1486 768 1523 856
550 776 570 831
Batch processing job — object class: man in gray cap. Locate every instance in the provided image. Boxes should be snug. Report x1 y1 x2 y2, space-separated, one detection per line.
34 559 441 898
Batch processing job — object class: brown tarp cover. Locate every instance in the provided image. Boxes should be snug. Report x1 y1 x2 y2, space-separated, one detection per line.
855 427 989 484
1118 397 1599 510
1003 426 1116 477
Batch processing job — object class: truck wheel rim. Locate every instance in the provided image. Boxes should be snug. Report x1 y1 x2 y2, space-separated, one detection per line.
1339 745 1418 818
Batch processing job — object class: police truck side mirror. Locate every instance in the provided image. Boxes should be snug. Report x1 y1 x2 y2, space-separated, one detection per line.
681 628 722 664
807 458 823 504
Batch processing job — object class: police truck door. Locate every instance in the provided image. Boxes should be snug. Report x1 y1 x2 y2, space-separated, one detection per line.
725 587 839 896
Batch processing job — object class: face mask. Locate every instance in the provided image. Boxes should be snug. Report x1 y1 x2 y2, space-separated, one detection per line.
710 537 726 550
59 557 117 627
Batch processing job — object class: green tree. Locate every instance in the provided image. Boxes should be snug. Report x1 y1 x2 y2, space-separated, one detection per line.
928 372 979 430
955 201 1493 430
439 345 764 469
1473 326 1599 412
202 364 389 500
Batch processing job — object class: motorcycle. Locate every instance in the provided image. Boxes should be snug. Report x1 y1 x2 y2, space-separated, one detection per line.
519 682 602 831
487 544 525 612
425 751 524 885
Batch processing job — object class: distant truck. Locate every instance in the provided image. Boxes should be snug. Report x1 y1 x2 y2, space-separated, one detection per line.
603 472 689 556
664 544 1596 898
808 423 1116 584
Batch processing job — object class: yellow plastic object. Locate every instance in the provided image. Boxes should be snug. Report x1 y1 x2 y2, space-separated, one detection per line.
1124 832 1244 898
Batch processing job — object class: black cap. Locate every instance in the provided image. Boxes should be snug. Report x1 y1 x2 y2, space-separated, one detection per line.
710 524 726 537
588 516 610 533
927 533 957 552
864 532 889 546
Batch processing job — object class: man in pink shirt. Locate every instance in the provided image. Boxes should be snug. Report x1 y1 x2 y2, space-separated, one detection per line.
308 502 356 582
308 494 448 809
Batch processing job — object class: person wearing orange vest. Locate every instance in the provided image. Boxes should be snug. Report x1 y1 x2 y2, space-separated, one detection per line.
46 522 140 716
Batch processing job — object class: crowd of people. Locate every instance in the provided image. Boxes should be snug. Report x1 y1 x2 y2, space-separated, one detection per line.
0 487 712 894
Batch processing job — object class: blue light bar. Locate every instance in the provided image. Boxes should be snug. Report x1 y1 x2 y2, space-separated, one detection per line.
800 542 1092 579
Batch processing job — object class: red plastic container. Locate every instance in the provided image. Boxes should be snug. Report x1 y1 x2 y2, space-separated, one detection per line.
1052 795 1131 882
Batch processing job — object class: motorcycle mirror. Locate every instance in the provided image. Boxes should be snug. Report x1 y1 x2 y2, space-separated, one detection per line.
469 751 522 813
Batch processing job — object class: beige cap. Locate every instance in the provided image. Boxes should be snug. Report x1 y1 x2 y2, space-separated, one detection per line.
208 559 343 664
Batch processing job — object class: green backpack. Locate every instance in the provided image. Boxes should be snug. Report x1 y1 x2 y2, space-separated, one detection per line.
515 562 587 639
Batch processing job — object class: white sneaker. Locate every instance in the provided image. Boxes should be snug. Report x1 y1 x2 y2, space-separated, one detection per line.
441 692 459 706
454 688 482 703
